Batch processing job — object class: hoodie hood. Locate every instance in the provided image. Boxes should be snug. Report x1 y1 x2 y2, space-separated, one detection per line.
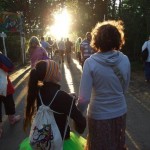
90 50 124 66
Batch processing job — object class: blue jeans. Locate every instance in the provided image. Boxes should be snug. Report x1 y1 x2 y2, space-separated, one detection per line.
144 62 150 80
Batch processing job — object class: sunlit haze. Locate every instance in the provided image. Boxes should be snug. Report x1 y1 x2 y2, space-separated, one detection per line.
46 9 71 40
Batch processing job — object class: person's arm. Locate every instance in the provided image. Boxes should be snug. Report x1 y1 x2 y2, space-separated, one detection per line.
77 60 93 113
67 97 86 134
71 105 86 134
57 91 86 134
124 57 131 93
142 41 147 51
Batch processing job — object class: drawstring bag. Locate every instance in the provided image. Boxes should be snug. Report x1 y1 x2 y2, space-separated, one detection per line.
29 90 74 150
0 68 8 96
29 90 62 150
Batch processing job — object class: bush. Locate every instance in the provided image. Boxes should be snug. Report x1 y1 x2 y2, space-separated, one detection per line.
0 33 21 62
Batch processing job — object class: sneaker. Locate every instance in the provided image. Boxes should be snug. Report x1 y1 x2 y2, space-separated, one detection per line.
8 115 21 125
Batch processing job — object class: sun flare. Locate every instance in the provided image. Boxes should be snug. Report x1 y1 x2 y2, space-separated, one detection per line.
47 9 71 40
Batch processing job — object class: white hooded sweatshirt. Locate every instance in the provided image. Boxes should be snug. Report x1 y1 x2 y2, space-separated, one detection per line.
78 50 130 120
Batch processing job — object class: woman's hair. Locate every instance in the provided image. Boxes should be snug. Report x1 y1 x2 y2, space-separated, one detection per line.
91 20 125 52
28 36 41 54
23 60 61 131
23 60 46 131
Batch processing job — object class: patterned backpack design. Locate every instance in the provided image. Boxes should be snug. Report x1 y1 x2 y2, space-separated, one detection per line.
29 90 63 150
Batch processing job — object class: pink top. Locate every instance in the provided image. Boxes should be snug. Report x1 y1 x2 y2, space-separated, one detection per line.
29 46 48 68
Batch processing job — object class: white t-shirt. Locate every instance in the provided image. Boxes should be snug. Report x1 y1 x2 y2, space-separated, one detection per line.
142 40 150 62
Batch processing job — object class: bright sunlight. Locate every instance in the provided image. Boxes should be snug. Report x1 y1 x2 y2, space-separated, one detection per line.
47 9 72 40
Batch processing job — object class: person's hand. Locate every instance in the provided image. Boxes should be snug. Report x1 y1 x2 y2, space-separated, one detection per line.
69 93 78 103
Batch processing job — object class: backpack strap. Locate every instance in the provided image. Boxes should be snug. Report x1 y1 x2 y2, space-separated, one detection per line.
38 90 60 106
111 65 125 93
62 96 75 142
38 90 63 115
48 90 60 107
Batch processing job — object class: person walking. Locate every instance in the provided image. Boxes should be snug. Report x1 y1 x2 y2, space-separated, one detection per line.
40 36 51 52
58 38 65 63
47 36 54 59
75 37 82 64
77 20 130 150
53 39 59 51
142 35 150 82
65 38 73 64
28 36 49 68
80 32 93 68
19 59 86 150
0 52 21 138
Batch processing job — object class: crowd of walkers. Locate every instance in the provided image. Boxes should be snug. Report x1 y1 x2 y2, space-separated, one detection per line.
4 19 150 150
27 33 94 68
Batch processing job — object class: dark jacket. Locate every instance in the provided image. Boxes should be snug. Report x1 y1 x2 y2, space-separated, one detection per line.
37 82 86 139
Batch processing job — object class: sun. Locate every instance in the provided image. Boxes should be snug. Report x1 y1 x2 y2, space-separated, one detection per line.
47 9 71 40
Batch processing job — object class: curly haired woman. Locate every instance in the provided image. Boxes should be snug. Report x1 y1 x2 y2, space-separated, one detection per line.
77 20 130 150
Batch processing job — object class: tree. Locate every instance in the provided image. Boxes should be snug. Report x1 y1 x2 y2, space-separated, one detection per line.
106 0 149 60
1 0 149 61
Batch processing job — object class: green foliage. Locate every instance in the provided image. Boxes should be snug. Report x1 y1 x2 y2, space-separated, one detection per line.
107 0 149 61
1 0 149 63
0 33 21 62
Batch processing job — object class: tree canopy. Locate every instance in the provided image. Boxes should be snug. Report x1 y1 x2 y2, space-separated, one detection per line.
0 0 150 60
